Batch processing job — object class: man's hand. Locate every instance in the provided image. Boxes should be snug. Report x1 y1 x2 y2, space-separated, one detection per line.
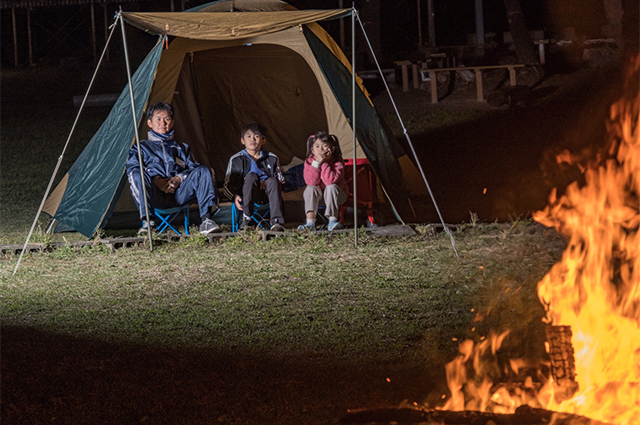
234 195 243 211
153 176 181 194
167 176 182 193
154 176 171 193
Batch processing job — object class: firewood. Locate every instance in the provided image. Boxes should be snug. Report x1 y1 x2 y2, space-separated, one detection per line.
340 405 614 425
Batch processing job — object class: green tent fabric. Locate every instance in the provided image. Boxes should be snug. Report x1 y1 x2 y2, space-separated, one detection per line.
45 41 163 237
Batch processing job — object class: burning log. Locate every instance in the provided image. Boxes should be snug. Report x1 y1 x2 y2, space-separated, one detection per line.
545 325 579 402
340 405 615 425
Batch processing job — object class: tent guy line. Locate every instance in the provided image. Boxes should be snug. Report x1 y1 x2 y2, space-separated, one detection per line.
12 17 120 276
355 10 457 257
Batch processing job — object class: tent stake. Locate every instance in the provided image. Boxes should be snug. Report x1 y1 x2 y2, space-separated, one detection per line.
355 13 458 257
12 15 120 276
119 12 154 251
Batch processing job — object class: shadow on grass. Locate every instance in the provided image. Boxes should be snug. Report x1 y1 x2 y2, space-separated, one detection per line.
1 326 443 425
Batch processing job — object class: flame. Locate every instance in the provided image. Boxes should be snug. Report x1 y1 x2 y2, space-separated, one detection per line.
438 61 639 424
532 78 640 424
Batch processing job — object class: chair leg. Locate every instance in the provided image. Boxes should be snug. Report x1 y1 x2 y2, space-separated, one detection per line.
155 207 189 236
231 204 239 232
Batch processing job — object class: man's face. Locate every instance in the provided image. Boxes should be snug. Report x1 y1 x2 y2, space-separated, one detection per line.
241 129 265 152
147 110 174 134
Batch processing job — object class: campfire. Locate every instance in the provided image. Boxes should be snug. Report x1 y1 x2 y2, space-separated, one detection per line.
436 61 639 425
343 60 639 425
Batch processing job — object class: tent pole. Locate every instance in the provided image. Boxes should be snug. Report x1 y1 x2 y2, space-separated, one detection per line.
355 13 458 257
12 16 121 276
350 13 404 225
119 12 154 251
352 6 358 247
46 219 57 234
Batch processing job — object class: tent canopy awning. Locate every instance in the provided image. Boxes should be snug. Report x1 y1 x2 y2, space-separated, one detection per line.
122 10 351 40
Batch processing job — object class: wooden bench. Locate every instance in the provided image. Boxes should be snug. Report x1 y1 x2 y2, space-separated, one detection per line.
395 61 526 103
425 64 525 103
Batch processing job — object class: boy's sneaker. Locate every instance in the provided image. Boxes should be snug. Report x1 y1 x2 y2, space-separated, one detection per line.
270 223 285 232
297 223 316 231
238 216 253 231
138 220 156 235
327 220 343 231
199 218 221 235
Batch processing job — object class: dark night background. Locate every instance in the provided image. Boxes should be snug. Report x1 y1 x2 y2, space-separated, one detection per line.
0 0 636 223
0 0 612 70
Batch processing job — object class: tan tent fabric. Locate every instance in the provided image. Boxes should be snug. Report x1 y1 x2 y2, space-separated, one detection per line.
143 26 365 172
122 10 349 41
195 0 296 12
42 173 68 216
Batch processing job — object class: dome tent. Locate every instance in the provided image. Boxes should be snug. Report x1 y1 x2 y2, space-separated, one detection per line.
41 0 421 238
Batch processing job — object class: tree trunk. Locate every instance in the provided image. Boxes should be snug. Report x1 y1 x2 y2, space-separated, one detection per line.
603 0 623 42
503 0 538 65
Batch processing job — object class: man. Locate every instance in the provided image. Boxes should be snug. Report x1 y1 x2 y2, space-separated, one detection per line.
126 102 221 235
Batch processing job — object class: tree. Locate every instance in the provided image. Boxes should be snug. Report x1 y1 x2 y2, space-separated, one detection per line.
503 0 539 65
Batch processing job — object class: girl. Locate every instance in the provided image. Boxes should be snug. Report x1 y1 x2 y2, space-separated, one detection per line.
298 132 349 231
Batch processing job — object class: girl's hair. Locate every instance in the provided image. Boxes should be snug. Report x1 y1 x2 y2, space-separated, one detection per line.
306 132 343 162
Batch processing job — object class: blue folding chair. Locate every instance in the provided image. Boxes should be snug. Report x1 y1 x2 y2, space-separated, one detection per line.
154 205 190 235
231 202 270 232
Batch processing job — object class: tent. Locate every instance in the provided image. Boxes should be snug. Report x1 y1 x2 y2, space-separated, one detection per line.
41 0 422 238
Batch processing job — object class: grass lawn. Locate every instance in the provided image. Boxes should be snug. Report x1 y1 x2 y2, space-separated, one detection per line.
1 63 568 424
1 224 565 424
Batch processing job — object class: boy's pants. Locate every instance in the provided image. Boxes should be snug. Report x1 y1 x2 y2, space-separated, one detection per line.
303 184 347 219
128 165 217 221
242 172 284 223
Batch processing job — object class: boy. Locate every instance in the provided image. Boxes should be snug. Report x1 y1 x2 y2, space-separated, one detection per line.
223 122 285 231
126 102 221 235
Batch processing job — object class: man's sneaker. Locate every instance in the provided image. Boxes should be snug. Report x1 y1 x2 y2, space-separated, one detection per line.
297 223 316 231
138 220 156 235
327 220 344 231
199 218 221 235
270 223 285 232
238 216 253 231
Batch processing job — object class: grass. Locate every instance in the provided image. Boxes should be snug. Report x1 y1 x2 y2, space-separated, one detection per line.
1 63 568 424
1 222 565 424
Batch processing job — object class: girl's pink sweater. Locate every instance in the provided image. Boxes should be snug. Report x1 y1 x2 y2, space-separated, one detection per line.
303 157 350 194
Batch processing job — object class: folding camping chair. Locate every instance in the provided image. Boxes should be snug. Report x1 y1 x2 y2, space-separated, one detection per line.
154 205 191 235
231 202 270 232
343 159 377 227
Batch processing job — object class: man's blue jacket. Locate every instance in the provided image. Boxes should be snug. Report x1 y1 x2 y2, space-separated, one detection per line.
126 138 200 180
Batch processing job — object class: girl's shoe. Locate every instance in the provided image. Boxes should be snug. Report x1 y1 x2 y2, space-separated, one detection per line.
297 223 316 231
327 220 343 231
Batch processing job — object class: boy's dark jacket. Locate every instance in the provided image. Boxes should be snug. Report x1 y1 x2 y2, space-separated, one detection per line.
222 150 285 200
